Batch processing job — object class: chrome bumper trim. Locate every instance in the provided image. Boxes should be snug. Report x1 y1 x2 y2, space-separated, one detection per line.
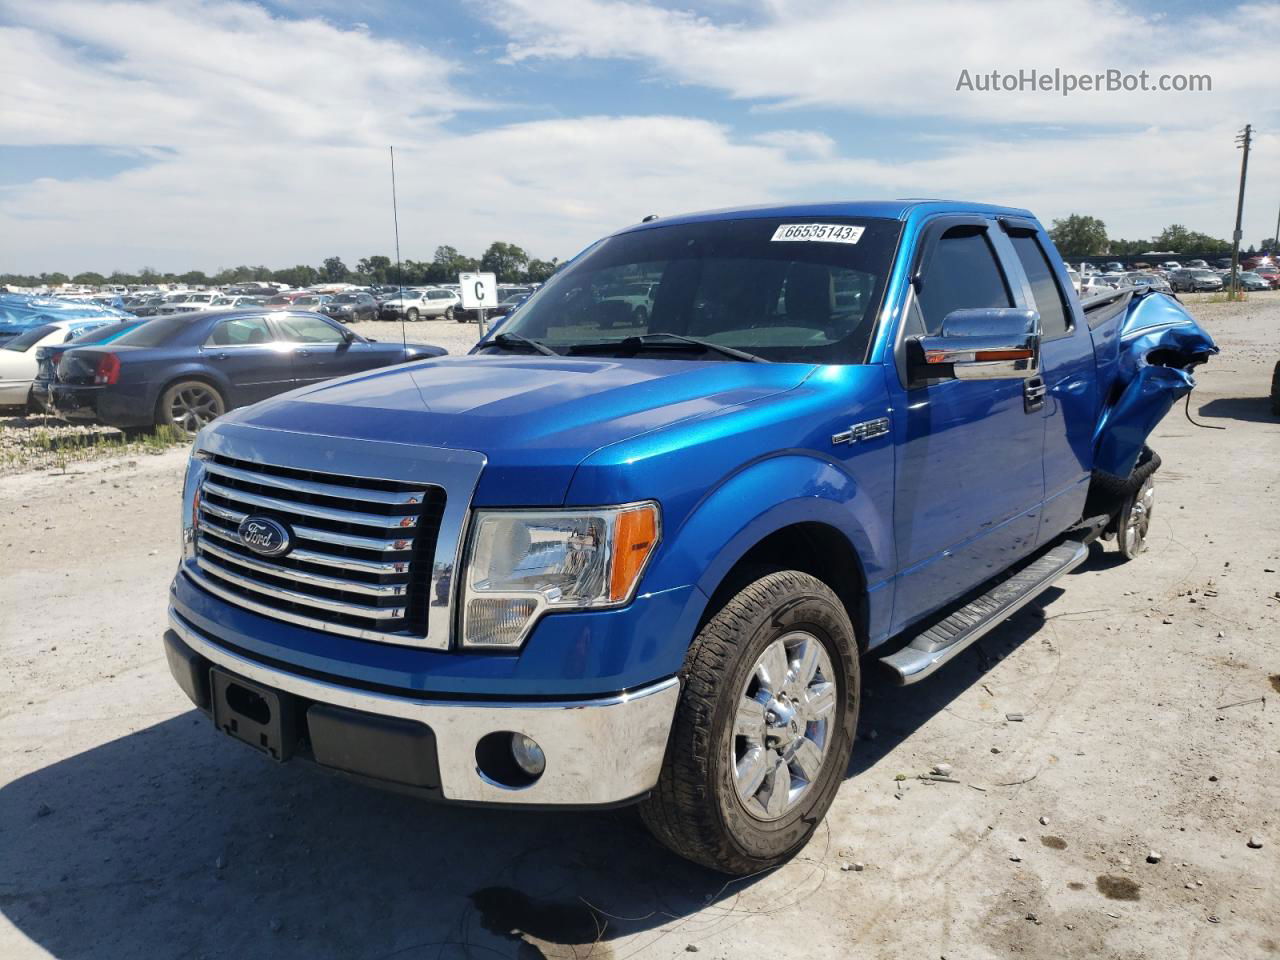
168 609 680 806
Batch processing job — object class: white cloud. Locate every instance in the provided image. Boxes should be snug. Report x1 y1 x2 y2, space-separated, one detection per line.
488 0 1279 124
1 0 1277 275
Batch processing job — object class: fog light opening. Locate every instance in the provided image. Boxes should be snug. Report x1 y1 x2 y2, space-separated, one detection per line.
475 731 546 788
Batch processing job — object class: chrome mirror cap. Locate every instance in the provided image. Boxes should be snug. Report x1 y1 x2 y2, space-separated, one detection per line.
916 307 1041 381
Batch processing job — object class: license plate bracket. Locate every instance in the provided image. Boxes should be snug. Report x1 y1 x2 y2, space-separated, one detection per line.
210 668 297 762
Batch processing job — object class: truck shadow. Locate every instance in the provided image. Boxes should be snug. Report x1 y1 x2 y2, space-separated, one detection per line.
2 584 1081 960
1195 396 1275 424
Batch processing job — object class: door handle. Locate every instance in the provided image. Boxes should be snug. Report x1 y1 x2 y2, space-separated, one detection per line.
212 352 227 361
1023 376 1046 413
296 349 311 357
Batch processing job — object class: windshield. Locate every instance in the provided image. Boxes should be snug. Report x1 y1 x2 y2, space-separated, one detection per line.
1190 270 1217 278
494 217 901 363
333 294 360 303
293 296 320 306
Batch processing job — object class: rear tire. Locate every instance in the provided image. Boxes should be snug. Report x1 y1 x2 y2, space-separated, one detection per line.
444 306 455 321
1270 360 1280 417
157 380 225 433
640 570 859 875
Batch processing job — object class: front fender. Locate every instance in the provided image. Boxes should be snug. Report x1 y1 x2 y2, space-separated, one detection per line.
643 452 896 645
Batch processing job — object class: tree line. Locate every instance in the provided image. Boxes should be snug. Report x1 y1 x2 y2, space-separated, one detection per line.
1 241 560 290
1049 214 1278 259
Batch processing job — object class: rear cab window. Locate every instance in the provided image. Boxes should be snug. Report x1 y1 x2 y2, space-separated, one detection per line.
1007 232 1072 339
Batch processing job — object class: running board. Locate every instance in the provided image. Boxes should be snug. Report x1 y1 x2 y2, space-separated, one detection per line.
879 539 1089 685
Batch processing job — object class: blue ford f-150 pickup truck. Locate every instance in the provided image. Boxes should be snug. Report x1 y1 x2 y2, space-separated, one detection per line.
164 200 1215 874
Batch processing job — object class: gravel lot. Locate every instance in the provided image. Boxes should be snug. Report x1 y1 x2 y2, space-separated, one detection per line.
0 295 1276 960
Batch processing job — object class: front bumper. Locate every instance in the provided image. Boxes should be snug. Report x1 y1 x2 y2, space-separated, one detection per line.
165 609 680 807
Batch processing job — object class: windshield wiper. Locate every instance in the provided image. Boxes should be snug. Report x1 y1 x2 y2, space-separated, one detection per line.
489 332 559 357
629 333 769 363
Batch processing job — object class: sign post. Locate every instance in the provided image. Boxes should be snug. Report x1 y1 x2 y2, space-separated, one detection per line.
458 272 497 337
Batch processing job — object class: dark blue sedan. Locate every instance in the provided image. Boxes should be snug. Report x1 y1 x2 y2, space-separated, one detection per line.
52 309 445 431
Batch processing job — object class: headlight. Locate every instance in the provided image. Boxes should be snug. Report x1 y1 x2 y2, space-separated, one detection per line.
461 502 660 648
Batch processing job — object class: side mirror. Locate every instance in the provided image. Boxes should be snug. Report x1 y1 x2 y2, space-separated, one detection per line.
911 307 1040 382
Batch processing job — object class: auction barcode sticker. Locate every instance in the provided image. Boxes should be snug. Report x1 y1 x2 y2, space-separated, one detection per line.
770 223 865 245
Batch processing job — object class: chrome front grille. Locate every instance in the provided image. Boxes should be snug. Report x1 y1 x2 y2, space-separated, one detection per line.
193 453 446 642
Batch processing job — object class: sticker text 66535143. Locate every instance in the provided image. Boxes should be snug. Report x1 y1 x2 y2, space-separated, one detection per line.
770 223 865 245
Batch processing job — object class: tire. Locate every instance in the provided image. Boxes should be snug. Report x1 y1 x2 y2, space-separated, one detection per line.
156 380 225 433
444 306 455 321
406 308 419 322
640 570 859 875
1270 360 1280 417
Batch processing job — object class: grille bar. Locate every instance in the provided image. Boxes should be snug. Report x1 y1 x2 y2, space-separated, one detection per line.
199 499 418 553
202 479 420 530
196 556 408 619
198 540 409 598
203 460 429 507
198 522 409 575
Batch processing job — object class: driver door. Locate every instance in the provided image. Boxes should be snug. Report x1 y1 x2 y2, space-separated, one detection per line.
888 220 1045 632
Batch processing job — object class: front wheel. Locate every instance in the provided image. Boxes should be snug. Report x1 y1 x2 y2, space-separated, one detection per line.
641 570 859 875
157 380 225 433
406 308 419 322
1270 360 1280 417
444 306 455 321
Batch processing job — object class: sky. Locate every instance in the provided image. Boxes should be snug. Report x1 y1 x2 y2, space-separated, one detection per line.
1 0 1278 274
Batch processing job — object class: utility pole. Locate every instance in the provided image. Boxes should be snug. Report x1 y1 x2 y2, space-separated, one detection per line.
1228 124 1251 299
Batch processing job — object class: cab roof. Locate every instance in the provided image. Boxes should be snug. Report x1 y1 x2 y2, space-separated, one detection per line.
615 199 1037 235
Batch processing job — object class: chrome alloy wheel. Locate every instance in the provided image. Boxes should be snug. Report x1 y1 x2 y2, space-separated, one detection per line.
1119 475 1155 558
169 385 221 432
731 631 837 821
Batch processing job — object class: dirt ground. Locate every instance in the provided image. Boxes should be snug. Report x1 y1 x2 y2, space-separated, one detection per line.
1 295 1276 960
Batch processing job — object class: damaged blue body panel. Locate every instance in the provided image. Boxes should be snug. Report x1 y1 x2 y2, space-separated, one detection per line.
1089 289 1218 477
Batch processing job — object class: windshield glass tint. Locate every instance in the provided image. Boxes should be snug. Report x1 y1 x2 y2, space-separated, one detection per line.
497 216 902 363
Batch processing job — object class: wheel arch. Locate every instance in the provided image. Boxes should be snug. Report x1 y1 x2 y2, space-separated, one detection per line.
646 454 888 654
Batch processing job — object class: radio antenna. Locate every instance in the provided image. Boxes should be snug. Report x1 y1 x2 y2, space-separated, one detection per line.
390 145 406 351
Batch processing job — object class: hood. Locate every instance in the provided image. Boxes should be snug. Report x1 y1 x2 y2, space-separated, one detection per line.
220 355 815 505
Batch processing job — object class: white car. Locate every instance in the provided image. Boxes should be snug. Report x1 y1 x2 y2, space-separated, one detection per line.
157 292 219 314
0 317 118 406
378 288 460 320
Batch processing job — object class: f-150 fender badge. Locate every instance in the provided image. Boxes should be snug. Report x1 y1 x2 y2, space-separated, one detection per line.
832 417 890 445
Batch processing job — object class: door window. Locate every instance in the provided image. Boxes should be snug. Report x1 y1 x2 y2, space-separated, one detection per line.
274 314 345 344
206 317 273 346
1009 233 1071 338
917 227 1013 335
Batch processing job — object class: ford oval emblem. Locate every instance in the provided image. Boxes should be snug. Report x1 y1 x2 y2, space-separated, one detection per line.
236 516 291 557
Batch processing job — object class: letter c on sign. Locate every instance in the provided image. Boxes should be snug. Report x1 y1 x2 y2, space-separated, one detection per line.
474 281 485 302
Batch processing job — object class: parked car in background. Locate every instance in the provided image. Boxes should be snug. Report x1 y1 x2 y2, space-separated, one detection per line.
1160 261 1182 272
131 296 170 316
1254 265 1280 289
1170 269 1223 292
1184 259 1210 270
1103 261 1125 273
1125 273 1172 294
0 295 130 346
210 295 268 309
51 309 446 431
1222 271 1270 292
380 288 459 321
0 316 121 408
320 292 379 323
1080 275 1119 298
30 318 151 411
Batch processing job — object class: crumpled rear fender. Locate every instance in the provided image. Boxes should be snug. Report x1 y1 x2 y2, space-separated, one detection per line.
1091 292 1218 477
